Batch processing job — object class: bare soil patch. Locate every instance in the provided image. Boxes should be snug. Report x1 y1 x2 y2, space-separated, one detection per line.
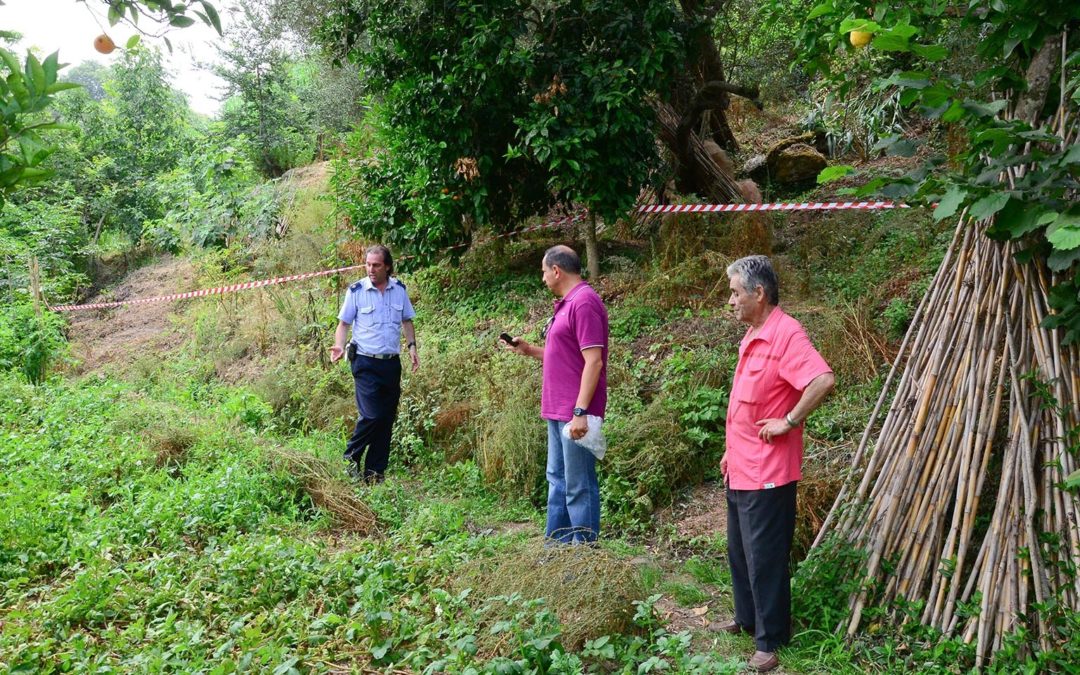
280 161 330 192
66 255 195 374
657 480 728 541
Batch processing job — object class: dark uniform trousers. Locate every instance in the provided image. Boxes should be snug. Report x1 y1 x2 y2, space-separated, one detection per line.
726 481 798 653
345 353 402 479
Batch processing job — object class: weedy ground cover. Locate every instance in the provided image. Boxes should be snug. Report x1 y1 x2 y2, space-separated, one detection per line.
2 179 1007 672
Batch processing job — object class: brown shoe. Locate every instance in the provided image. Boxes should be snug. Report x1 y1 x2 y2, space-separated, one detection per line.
710 619 751 635
748 651 779 672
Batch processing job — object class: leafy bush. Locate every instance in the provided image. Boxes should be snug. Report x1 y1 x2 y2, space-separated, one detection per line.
0 198 89 303
0 302 67 384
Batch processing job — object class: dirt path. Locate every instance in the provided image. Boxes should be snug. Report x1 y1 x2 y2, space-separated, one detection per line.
66 255 195 374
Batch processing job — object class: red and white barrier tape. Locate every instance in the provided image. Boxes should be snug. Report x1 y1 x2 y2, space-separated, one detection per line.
638 200 908 214
48 211 586 313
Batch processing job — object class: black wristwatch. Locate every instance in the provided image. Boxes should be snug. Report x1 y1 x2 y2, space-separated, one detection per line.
573 407 587 417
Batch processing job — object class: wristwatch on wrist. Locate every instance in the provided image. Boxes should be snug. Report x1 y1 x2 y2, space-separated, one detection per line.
785 413 797 427
573 407 587 417
407 341 416 349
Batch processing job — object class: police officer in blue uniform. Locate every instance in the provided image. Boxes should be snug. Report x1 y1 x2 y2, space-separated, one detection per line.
330 245 419 482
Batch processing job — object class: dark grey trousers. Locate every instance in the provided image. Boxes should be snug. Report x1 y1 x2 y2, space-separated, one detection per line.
726 481 797 652
344 354 401 479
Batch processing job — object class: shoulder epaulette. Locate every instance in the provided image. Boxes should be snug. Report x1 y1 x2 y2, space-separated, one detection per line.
348 280 364 292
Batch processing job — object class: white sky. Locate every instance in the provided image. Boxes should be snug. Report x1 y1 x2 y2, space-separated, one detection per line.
0 0 237 116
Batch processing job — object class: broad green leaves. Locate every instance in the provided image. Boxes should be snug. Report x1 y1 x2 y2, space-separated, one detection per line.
0 49 76 205
103 0 223 35
1047 209 1080 251
792 0 1080 341
817 165 855 184
326 0 682 264
932 186 966 221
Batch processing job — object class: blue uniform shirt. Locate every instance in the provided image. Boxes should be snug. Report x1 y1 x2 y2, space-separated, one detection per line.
338 277 416 355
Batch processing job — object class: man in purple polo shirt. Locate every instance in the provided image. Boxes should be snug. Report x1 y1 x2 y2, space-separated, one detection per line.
503 245 608 543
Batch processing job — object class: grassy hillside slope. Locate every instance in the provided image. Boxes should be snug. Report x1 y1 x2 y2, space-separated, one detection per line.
1 166 959 672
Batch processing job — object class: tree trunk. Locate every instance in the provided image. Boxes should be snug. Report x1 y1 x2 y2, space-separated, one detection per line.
674 0 741 152
28 257 42 316
654 100 742 203
583 211 600 279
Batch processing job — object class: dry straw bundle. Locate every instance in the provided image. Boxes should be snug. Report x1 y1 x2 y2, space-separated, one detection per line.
267 447 379 535
814 107 1079 665
457 537 645 651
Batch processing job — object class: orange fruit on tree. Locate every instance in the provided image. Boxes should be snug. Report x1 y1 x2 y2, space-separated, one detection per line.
849 30 872 48
94 34 116 54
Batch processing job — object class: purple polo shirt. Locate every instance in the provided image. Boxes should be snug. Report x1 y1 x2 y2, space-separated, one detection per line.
541 282 609 422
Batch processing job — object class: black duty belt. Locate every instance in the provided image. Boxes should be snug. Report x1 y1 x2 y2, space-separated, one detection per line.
348 343 399 360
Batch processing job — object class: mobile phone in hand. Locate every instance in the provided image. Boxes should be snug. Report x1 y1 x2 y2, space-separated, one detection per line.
499 332 519 346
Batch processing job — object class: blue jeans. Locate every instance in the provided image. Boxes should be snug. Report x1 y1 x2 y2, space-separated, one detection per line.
545 419 600 543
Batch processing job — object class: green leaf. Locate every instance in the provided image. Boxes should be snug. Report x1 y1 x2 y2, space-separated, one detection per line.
0 48 20 75
988 200 1054 239
44 82 81 94
25 52 45 95
941 100 966 123
1048 247 1080 272
199 1 223 34
969 192 1011 221
839 18 880 34
888 23 919 40
934 186 966 221
371 640 392 660
816 164 855 184
1061 144 1080 166
911 43 948 61
126 35 142 50
169 16 197 28
873 33 911 52
1065 469 1080 491
1047 210 1080 251
806 2 835 21
42 52 59 84
886 139 918 157
17 133 49 165
962 99 1008 119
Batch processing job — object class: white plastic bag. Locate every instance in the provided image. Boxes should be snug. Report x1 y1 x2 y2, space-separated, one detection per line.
562 415 607 460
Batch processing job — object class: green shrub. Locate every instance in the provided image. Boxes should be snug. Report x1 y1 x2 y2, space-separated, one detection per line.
474 359 546 501
0 302 68 384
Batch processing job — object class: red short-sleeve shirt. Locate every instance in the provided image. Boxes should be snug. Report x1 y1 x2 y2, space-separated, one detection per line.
725 307 832 490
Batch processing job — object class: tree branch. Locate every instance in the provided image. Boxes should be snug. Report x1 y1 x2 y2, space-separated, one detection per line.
1015 33 1062 126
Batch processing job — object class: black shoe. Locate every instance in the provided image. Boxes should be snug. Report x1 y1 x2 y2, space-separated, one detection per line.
346 462 364 481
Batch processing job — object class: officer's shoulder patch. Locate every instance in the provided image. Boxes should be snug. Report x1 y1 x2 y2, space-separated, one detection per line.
348 280 364 292
396 278 406 290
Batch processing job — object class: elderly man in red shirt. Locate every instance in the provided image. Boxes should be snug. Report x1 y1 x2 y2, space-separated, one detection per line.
719 254 835 673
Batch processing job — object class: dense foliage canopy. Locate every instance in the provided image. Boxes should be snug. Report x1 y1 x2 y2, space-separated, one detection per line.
797 0 1080 341
325 0 684 263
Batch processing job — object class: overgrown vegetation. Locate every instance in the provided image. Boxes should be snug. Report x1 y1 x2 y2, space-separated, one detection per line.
3 0 1076 670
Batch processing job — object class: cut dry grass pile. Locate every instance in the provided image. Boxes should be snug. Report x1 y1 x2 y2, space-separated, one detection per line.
457 537 645 651
792 463 843 562
474 363 545 498
266 446 379 535
145 424 198 468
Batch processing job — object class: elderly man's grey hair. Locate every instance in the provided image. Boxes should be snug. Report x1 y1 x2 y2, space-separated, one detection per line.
727 254 779 306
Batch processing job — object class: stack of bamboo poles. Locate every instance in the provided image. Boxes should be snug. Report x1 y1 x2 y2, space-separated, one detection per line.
813 113 1079 666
